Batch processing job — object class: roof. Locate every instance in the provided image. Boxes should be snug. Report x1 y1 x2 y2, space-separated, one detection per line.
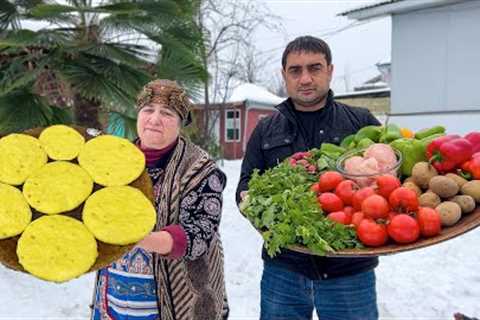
228 83 284 106
339 0 470 20
335 87 390 99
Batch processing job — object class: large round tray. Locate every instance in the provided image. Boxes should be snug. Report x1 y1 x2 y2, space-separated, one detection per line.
0 126 154 274
289 207 480 257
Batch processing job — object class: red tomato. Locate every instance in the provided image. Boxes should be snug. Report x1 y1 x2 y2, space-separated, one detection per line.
417 207 442 237
387 214 420 244
388 187 419 213
343 206 355 216
335 180 358 206
317 192 344 213
310 182 321 194
351 211 365 228
352 187 376 211
357 219 388 247
327 211 351 225
361 194 390 220
376 175 401 199
318 171 344 192
387 211 399 221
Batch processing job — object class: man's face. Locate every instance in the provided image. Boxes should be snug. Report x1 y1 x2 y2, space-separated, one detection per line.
282 51 333 110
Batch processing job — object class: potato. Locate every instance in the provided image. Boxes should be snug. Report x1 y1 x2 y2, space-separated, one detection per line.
429 176 459 198
445 173 468 188
450 195 476 214
461 180 480 203
412 162 438 189
435 201 462 227
402 181 422 197
419 192 441 208
403 177 415 184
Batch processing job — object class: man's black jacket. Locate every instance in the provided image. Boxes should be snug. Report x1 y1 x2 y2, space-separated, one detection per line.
236 91 382 280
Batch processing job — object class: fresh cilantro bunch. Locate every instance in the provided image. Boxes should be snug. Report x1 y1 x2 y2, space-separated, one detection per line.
243 162 360 257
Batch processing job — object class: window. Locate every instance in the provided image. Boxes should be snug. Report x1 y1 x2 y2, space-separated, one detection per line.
225 109 241 142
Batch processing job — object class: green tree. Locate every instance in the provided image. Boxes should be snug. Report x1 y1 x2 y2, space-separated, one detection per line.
0 0 206 138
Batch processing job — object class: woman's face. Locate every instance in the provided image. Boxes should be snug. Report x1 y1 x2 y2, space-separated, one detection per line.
137 102 181 149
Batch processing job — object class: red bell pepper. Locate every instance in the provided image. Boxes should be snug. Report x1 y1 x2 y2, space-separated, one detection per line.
426 135 473 172
462 152 480 179
465 132 480 153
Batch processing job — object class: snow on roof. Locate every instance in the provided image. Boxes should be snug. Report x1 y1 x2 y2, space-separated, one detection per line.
338 0 468 20
228 83 284 106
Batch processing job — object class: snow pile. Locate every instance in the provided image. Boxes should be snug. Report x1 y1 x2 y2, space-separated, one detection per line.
228 83 284 106
0 160 479 319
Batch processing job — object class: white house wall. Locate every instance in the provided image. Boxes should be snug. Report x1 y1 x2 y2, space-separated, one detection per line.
391 1 480 113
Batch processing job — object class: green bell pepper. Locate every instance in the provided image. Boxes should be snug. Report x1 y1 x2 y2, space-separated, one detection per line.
414 126 446 140
379 123 403 143
354 126 383 143
390 138 427 176
320 143 345 160
420 132 445 144
340 134 356 149
356 138 375 149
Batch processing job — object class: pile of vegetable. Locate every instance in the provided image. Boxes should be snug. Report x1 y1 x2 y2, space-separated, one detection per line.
241 158 359 257
241 123 480 256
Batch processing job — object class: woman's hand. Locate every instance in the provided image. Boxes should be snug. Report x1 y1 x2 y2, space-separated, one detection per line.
136 231 173 255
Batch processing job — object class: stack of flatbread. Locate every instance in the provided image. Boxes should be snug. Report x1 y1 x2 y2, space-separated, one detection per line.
0 125 155 282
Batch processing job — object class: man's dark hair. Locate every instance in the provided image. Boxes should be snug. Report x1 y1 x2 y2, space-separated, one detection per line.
281 36 332 69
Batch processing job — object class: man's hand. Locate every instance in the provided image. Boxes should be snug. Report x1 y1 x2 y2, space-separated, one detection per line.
240 191 248 201
239 191 250 214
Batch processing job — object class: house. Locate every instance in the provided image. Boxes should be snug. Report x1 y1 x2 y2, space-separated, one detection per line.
339 0 480 133
193 83 284 160
335 87 390 115
335 61 391 114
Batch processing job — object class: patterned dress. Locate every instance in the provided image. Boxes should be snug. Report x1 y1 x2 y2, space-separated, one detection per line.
91 162 227 320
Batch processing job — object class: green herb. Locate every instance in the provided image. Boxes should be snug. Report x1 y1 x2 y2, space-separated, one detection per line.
243 162 360 257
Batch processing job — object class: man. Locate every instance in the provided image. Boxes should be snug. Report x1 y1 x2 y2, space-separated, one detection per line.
236 36 381 320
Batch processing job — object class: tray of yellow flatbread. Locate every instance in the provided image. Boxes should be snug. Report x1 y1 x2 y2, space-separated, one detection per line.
0 125 155 282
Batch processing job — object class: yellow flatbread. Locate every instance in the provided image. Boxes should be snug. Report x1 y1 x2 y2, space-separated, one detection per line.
39 125 85 160
0 183 32 239
17 215 98 282
78 135 145 187
23 161 94 214
83 186 156 245
0 134 48 185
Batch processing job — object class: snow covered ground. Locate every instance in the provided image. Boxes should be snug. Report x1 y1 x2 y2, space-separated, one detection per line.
1 160 479 319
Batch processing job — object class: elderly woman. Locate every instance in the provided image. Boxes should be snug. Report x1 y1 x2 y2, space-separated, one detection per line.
91 80 229 320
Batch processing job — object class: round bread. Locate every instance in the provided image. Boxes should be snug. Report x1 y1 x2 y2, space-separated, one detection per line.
0 183 32 239
0 134 48 185
39 125 85 160
83 186 156 245
17 215 98 282
78 135 145 186
23 161 94 214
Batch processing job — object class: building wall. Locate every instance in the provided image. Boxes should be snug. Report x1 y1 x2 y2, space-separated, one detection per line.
220 106 245 160
244 108 276 148
336 97 390 113
391 1 480 113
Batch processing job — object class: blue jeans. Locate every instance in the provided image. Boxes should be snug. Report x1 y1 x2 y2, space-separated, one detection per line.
260 262 378 320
